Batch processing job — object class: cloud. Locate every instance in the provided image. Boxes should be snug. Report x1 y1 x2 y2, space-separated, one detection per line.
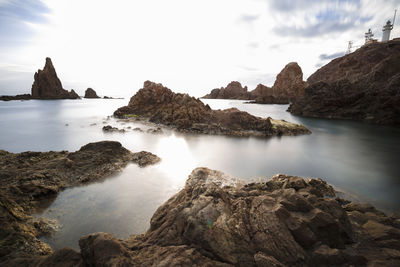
247 42 259 49
0 0 49 47
319 51 344 60
239 14 259 23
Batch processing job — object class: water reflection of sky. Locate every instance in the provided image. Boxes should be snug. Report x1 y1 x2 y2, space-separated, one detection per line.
1 98 399 250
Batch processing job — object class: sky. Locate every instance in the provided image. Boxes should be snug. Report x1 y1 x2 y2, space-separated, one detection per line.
0 0 399 97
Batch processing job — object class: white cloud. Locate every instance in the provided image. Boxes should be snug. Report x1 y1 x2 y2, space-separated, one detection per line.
0 0 399 97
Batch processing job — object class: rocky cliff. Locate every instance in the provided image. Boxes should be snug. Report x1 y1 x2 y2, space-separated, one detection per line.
289 40 400 127
4 168 400 266
202 81 251 100
114 81 310 137
84 88 100 98
31 58 80 99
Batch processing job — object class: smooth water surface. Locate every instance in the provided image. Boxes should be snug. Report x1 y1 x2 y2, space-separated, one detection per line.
1 98 399 250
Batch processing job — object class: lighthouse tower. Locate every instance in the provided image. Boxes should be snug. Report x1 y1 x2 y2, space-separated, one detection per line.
382 10 397 42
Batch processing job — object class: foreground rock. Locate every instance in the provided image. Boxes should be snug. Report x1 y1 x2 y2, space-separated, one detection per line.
0 141 159 261
84 88 100 98
202 81 251 100
31 57 80 99
114 81 310 137
289 40 400 127
7 168 400 266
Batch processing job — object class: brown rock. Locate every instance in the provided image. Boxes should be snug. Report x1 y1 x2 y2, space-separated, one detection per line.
288 40 400 127
31 58 80 99
114 81 310 137
202 81 251 99
132 151 161 167
84 88 100 98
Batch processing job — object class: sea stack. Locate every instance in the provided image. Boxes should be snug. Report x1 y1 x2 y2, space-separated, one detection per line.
202 81 251 100
84 88 100 98
31 57 80 99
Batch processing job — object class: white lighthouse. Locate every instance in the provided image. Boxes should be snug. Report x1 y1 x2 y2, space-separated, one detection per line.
382 10 397 42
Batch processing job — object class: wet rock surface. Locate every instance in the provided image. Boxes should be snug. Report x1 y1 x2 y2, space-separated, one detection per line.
102 125 125 133
6 168 399 266
31 58 80 99
84 88 100 98
114 81 310 137
0 141 159 262
289 40 400 127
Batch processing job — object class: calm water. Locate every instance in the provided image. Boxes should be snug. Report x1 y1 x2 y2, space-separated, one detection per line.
1 98 399 250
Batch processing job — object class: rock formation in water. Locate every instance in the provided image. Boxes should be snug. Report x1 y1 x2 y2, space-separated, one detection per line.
0 141 160 260
202 81 251 100
289 40 400 127
0 94 32 101
31 57 80 99
250 62 307 104
84 88 100 98
114 81 310 137
4 167 400 266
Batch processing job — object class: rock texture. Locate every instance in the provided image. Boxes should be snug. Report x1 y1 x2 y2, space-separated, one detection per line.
0 141 159 261
251 62 307 104
6 168 400 266
114 81 310 137
84 88 100 98
289 40 400 127
31 58 80 99
202 81 251 100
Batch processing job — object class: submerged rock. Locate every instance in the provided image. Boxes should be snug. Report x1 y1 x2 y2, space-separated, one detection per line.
0 142 159 261
114 81 310 137
31 58 80 99
289 40 400 127
102 125 125 133
0 94 32 101
84 88 100 98
8 167 399 266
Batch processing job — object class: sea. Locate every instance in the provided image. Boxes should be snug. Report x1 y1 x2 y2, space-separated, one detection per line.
1 98 399 250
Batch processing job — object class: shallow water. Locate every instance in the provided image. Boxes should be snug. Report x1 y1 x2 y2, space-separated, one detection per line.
1 98 399 250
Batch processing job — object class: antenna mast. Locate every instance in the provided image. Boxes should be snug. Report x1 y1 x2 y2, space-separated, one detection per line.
393 9 397 27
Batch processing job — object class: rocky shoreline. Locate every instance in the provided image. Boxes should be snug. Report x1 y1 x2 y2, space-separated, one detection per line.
0 141 160 262
2 167 399 266
114 81 311 137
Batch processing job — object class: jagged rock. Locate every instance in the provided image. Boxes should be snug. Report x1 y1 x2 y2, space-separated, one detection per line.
7 168 399 266
250 62 307 104
202 81 251 99
0 142 160 261
114 81 310 137
289 40 400 127
31 58 80 99
84 88 100 98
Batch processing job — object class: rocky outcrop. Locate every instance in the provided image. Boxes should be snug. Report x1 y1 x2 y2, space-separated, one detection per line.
0 94 32 101
202 81 251 100
0 141 159 261
31 58 80 99
102 125 125 133
114 81 310 137
6 168 400 266
250 62 307 104
84 88 100 98
289 40 400 127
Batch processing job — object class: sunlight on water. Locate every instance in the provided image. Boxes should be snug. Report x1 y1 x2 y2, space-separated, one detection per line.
1 98 400 250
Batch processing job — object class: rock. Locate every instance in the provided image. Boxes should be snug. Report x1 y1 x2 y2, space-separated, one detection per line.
132 127 143 132
31 58 80 99
132 151 161 167
114 81 310 137
3 168 400 266
0 142 160 261
146 127 163 134
102 125 125 133
0 94 32 101
249 62 307 104
84 88 100 98
202 81 251 99
288 39 400 127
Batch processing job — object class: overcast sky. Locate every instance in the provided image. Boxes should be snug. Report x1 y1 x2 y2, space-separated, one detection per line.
0 0 399 97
